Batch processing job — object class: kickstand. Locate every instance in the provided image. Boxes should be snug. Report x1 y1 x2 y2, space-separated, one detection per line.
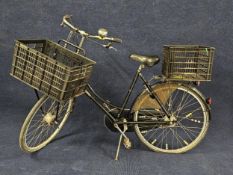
114 119 131 160
115 133 123 160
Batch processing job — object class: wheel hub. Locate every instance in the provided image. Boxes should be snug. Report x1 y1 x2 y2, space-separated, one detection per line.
163 114 177 126
43 112 56 125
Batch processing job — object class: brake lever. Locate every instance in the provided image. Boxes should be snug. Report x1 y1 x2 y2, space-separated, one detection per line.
109 46 118 51
87 37 118 51
103 42 118 51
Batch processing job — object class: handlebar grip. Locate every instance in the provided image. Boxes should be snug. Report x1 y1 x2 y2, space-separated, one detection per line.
61 15 78 32
112 38 122 43
105 37 122 43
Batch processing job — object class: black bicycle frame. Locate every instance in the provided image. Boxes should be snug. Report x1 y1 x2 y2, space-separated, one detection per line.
85 64 171 126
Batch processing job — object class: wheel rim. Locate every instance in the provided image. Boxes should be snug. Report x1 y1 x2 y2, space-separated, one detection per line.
134 85 209 153
21 96 73 152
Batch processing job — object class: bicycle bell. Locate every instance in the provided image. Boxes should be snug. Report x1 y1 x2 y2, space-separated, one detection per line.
98 28 108 38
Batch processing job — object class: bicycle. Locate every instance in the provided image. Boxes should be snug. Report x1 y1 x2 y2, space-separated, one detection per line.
10 15 215 160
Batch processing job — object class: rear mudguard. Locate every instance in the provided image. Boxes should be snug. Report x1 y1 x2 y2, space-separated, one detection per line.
188 84 211 120
131 82 211 120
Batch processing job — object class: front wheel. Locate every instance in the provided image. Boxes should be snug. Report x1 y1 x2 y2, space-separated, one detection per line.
19 95 74 153
133 82 209 153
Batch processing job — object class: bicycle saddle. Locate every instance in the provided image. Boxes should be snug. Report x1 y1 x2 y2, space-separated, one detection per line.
130 54 160 67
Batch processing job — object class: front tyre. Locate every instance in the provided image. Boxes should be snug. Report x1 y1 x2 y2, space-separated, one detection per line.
134 83 209 153
19 95 74 153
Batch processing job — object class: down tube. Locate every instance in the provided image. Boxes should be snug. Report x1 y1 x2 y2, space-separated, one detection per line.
84 84 117 123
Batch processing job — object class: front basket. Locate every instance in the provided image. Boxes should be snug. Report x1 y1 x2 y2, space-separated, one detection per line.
10 39 96 101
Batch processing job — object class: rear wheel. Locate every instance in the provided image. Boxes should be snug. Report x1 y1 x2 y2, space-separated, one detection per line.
19 95 74 153
134 83 209 153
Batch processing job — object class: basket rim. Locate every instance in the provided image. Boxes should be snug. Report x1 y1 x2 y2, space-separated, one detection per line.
163 45 215 50
15 39 96 71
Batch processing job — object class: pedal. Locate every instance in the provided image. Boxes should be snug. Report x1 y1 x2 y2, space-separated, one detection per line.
123 138 132 149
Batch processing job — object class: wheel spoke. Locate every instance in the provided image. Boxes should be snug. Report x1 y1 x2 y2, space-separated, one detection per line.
142 125 162 137
27 122 46 146
157 128 170 148
178 116 203 124
177 122 195 141
180 107 202 115
27 121 45 140
27 119 43 131
175 92 192 116
177 124 202 134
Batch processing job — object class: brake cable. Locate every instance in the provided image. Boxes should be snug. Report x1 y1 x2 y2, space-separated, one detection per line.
86 37 118 51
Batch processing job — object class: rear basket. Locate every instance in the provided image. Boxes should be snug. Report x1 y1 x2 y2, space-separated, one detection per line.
162 45 215 81
10 40 96 101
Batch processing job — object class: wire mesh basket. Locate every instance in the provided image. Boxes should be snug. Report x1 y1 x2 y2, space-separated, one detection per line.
162 45 215 81
10 40 96 101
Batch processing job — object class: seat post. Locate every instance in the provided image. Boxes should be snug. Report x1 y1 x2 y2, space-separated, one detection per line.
137 64 145 73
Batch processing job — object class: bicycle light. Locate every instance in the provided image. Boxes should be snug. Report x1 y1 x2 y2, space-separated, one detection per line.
206 97 212 105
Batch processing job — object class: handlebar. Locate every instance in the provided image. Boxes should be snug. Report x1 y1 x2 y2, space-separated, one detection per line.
60 15 79 32
61 15 122 44
88 35 122 43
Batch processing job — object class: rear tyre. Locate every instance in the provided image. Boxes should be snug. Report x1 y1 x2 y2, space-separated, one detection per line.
134 83 209 153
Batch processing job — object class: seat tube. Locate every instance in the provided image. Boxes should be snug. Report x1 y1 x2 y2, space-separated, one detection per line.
117 65 143 117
